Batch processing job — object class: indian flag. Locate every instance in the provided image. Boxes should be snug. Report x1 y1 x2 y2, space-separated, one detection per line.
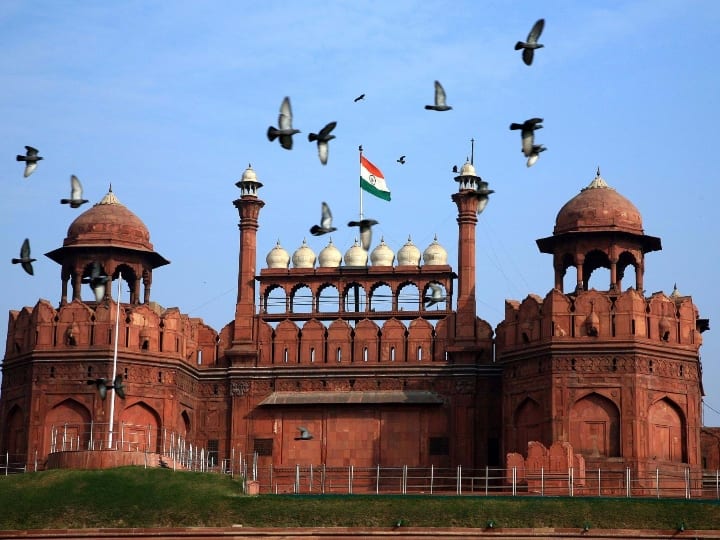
360 155 391 201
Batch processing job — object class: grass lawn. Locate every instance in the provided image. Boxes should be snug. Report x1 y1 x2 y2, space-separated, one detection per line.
0 467 718 530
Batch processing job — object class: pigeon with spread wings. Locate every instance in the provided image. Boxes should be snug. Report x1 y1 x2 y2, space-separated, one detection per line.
267 97 300 150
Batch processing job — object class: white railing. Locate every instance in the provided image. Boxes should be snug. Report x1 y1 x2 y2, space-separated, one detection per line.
244 461 720 500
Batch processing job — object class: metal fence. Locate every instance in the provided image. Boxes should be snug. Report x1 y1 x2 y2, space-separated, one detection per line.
244 462 720 500
43 421 236 475
5 424 720 500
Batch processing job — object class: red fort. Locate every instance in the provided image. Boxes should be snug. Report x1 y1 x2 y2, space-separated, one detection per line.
2 162 719 484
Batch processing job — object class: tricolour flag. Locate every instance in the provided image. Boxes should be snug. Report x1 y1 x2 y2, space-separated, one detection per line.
360 155 391 201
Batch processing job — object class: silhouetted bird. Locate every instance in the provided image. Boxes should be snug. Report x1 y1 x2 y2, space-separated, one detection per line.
308 121 337 165
397 155 406 164
16 146 43 178
267 96 300 150
60 175 89 208
424 283 446 307
87 374 126 400
82 261 109 302
509 117 544 157
515 19 545 66
425 80 452 111
295 426 313 440
354 93 365 102
348 219 379 251
452 165 458 173
11 238 36 275
526 144 546 167
310 202 337 236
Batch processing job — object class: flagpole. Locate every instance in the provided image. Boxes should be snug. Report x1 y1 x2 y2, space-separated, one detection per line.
108 271 122 449
358 145 364 221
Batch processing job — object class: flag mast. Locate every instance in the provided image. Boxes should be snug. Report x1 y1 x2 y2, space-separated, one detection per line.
358 145 364 220
108 271 122 448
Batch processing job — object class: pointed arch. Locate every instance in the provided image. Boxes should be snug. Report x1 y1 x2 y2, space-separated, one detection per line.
648 397 686 463
513 397 543 454
569 392 620 457
2 404 26 456
118 401 162 453
44 398 92 455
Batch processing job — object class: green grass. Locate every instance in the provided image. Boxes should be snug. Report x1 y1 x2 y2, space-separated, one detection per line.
0 467 718 530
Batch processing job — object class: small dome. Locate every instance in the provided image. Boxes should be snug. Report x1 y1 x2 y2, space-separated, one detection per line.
65 187 153 251
292 239 316 269
370 237 395 266
344 239 368 266
241 165 257 183
318 238 342 268
459 160 477 177
266 240 290 269
554 170 643 235
423 234 448 265
397 236 421 266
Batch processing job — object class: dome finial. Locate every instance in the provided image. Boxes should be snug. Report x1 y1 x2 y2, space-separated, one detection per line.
596 166 601 178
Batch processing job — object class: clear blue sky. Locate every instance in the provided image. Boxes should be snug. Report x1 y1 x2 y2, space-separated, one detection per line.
2 1 720 425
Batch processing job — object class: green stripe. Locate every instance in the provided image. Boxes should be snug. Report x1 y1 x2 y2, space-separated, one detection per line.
360 178 391 201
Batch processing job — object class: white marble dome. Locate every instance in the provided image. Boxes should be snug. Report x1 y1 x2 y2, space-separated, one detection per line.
266 240 290 269
318 238 342 268
423 234 448 265
459 160 476 176
344 239 368 266
397 236 421 266
292 239 316 268
370 237 394 266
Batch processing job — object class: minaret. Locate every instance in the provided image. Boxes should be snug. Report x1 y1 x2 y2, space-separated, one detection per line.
451 160 493 340
228 165 265 362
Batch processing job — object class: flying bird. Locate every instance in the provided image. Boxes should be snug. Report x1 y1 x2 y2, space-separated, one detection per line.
354 93 365 102
509 117 544 157
308 121 337 165
60 175 89 208
424 283 446 307
397 155 406 165
87 374 126 400
82 261 109 302
515 18 545 66
16 146 43 178
452 165 458 173
267 96 300 150
11 238 36 275
425 80 452 111
347 219 379 251
295 426 313 440
526 144 547 167
310 202 337 236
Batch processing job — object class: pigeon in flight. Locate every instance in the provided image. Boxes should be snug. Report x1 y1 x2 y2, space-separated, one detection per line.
12 238 36 275
82 261 109 302
310 202 337 236
425 80 452 111
295 426 313 440
267 96 300 150
510 117 544 157
60 175 89 208
354 93 365 102
526 144 546 167
397 155 406 165
87 374 126 400
348 219 379 251
308 121 337 165
16 146 43 178
424 283 446 307
515 19 545 66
